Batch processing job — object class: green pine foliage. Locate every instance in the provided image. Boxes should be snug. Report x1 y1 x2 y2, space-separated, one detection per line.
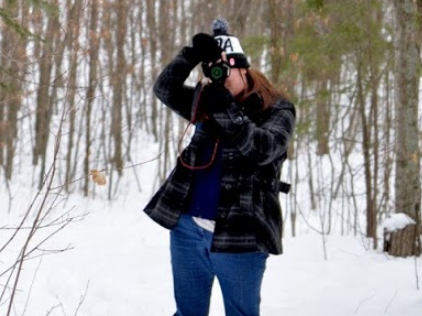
242 35 268 60
281 0 392 138
0 7 33 37
0 0 58 38
28 0 59 16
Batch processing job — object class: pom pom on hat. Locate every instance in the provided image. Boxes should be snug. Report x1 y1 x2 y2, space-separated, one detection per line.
212 18 229 36
211 18 250 68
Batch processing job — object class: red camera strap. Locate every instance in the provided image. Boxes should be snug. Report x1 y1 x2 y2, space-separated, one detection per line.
177 83 220 170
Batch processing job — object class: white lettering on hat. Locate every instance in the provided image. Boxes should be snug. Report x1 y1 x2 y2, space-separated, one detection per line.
214 35 244 54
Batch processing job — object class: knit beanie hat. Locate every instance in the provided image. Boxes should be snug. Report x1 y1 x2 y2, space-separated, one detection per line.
212 19 250 68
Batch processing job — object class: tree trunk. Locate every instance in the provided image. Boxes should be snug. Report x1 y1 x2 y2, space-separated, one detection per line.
84 0 100 196
0 1 28 180
4 6 16 179
358 63 377 247
146 0 159 141
111 0 128 176
316 80 330 156
65 0 83 191
391 0 421 256
266 0 283 86
33 0 60 189
384 224 419 257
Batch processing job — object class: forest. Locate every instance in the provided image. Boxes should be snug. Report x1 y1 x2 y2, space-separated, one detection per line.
0 0 421 280
1 0 422 314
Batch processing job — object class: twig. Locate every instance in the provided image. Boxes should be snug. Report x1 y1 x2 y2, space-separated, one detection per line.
25 247 74 261
36 194 71 231
0 259 16 306
26 222 75 258
6 91 67 316
49 150 164 191
296 200 323 235
73 281 90 316
45 304 62 316
0 190 43 253
383 289 398 314
126 153 142 192
0 212 85 231
354 290 376 314
55 295 67 316
414 256 420 290
0 215 76 280
22 255 44 316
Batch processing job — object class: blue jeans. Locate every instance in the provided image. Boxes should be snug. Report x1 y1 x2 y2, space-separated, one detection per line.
170 214 268 316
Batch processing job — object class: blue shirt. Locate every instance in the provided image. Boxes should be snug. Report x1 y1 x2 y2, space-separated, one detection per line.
188 123 223 220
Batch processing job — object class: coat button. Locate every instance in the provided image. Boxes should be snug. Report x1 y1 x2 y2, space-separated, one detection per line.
228 153 234 160
224 184 232 190
233 116 243 124
219 211 228 218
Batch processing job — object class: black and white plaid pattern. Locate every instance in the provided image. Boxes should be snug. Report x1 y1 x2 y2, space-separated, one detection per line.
144 49 296 255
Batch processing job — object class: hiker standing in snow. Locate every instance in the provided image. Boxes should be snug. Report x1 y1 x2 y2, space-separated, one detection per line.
144 19 296 316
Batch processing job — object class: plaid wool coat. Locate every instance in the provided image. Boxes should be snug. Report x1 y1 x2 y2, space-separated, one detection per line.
143 48 296 255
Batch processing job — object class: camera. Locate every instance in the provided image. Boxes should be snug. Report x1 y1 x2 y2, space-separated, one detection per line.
202 61 231 84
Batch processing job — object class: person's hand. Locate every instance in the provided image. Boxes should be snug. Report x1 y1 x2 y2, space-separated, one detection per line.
242 93 263 112
200 83 234 114
192 33 223 63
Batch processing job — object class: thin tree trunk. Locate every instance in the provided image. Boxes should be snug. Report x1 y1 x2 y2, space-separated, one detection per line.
111 0 128 176
138 5 150 134
33 0 60 189
316 80 330 156
84 0 100 196
382 70 393 218
266 0 283 86
0 0 28 180
146 0 158 141
65 0 83 191
357 63 377 246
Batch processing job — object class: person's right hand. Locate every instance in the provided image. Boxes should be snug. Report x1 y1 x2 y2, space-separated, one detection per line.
192 33 223 63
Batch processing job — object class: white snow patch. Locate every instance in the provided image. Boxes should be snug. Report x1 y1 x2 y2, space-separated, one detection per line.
382 213 416 232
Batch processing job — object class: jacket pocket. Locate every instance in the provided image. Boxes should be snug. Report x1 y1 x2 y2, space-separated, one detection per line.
253 176 281 227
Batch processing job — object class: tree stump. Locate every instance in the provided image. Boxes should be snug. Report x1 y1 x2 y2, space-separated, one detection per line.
383 224 419 257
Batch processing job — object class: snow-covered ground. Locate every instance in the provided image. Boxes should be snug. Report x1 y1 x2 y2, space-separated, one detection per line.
1 182 421 316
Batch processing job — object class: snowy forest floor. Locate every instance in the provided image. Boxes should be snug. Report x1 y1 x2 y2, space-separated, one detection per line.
1 187 421 316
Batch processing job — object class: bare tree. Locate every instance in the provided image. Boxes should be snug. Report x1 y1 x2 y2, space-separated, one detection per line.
111 0 128 177
0 0 29 180
386 0 421 257
64 0 84 191
84 0 100 196
33 0 60 189
146 0 159 141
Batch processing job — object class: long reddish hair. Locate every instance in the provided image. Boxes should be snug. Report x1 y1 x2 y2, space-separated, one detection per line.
239 68 289 111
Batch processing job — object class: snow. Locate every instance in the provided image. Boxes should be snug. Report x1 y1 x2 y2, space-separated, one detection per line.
383 214 417 233
0 123 420 316
1 186 421 316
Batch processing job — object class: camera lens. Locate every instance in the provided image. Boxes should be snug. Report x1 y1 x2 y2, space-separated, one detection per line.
211 66 224 80
202 61 230 83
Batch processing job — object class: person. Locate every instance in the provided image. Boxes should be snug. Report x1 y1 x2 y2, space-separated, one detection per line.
144 18 296 316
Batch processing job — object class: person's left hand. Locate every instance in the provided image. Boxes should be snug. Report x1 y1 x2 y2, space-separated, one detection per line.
200 82 234 114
